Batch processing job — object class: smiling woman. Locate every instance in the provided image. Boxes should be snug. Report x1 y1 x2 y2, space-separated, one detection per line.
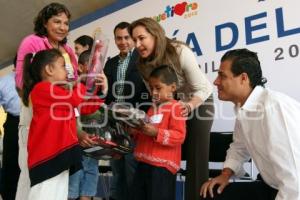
129 17 214 200
14 3 78 200
15 2 78 90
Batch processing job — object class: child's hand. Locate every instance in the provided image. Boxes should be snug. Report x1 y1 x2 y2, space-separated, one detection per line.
78 131 97 147
123 124 139 136
112 153 123 160
95 73 108 95
124 123 158 137
140 124 158 137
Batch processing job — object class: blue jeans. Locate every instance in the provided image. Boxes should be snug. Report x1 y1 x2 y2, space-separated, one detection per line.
68 156 99 198
110 153 137 200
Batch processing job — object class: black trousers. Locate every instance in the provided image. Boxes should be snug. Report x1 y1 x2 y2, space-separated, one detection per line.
132 162 176 200
183 96 214 200
110 153 137 200
202 179 278 200
0 113 20 200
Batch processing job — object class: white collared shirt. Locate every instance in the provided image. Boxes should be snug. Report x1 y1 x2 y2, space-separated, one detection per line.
224 86 300 200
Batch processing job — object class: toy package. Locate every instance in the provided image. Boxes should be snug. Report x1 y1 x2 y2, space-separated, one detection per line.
85 28 109 95
81 104 149 160
109 103 150 128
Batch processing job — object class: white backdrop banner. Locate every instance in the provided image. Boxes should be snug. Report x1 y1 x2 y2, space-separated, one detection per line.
68 0 300 131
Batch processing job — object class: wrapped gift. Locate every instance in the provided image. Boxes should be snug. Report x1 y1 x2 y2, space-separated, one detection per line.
86 29 109 95
109 103 150 128
81 106 134 160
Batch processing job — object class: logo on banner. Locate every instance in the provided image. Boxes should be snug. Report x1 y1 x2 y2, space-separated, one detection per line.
153 1 198 23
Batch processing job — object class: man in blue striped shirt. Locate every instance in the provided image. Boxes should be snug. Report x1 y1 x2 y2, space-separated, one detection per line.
104 21 150 200
0 61 21 200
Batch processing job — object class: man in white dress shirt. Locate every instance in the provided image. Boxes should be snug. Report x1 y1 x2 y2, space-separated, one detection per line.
200 48 300 200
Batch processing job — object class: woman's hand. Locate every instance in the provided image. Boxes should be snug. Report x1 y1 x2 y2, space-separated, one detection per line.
180 102 193 117
95 73 108 95
180 96 203 117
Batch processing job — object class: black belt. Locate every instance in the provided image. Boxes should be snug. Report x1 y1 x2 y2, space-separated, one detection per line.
6 112 20 120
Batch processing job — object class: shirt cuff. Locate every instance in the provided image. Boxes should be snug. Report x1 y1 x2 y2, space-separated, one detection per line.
223 158 246 177
155 129 170 145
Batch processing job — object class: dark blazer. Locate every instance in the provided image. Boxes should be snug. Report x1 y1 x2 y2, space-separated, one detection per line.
103 50 150 111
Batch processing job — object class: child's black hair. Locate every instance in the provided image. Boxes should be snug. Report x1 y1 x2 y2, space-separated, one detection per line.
149 65 178 85
78 50 91 65
22 48 62 106
74 35 93 50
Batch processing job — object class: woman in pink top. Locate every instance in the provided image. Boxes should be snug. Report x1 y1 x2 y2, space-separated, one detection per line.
15 3 78 200
15 3 78 88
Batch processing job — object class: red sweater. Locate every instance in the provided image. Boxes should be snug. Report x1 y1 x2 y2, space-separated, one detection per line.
134 100 186 174
28 81 102 186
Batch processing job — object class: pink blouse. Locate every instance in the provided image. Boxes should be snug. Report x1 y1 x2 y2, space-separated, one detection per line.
15 34 78 89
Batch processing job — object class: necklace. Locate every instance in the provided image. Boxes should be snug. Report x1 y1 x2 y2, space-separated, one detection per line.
49 40 60 49
54 43 60 50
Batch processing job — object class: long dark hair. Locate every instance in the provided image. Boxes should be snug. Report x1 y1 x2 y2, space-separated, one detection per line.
34 2 71 44
22 49 62 106
129 17 184 81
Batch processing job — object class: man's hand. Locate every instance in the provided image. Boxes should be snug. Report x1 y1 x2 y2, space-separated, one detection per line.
78 131 97 147
200 168 233 198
